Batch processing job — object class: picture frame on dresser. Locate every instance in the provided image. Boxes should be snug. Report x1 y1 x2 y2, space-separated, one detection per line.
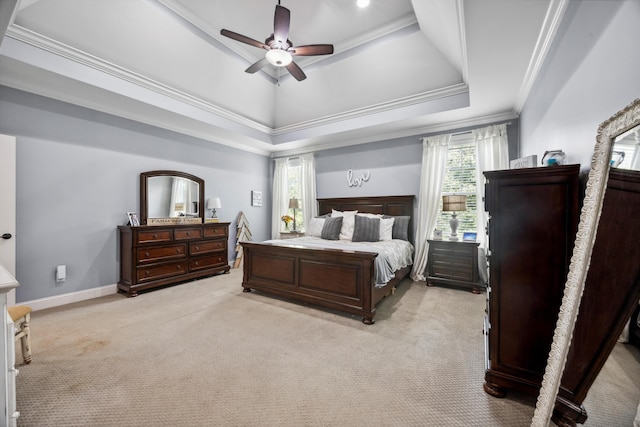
127 212 139 227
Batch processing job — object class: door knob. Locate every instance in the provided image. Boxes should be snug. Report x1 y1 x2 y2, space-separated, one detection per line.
1 233 11 240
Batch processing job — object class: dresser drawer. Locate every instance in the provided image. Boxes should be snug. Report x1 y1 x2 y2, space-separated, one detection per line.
189 254 227 271
137 261 187 282
190 240 226 255
204 226 228 238
136 229 172 245
432 265 474 282
137 244 186 264
174 227 203 241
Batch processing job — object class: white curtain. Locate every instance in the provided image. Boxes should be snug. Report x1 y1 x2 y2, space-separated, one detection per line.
630 129 640 170
300 153 318 229
411 134 451 282
473 124 509 249
473 124 509 284
272 158 289 239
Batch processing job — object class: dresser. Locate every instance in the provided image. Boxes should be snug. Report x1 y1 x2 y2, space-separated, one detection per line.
426 240 484 293
118 222 230 296
0 264 19 427
482 166 580 408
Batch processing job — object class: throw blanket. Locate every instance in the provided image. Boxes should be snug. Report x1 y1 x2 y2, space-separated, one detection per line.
263 237 414 287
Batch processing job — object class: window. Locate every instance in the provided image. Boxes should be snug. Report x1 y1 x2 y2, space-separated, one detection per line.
286 158 304 230
435 140 477 236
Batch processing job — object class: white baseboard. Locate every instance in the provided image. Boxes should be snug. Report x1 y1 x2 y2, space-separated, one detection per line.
21 283 118 312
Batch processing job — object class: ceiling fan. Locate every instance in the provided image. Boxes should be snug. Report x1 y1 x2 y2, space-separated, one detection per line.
220 2 334 81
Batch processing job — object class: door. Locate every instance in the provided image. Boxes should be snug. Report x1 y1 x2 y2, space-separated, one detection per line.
0 134 16 305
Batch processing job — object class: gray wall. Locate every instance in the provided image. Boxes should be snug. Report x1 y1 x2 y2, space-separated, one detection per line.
520 0 640 169
0 86 271 303
315 121 519 205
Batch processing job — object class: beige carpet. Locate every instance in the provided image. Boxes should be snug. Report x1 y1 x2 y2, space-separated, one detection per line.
14 268 640 426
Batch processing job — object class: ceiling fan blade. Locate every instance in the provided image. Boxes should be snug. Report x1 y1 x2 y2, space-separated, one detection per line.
273 5 291 46
286 61 307 81
290 44 334 56
245 57 269 74
220 29 269 50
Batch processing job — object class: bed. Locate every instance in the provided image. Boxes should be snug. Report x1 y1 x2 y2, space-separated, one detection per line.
240 195 414 324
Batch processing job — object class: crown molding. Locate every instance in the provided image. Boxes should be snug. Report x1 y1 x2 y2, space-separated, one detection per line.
273 83 469 137
271 111 517 158
5 25 274 135
514 0 570 113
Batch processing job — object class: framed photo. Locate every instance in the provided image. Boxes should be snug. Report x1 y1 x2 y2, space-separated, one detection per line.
127 212 140 227
463 232 477 242
251 190 262 207
433 229 443 240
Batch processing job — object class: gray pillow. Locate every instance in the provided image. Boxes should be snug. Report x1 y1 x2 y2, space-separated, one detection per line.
352 215 380 242
384 215 410 241
320 216 343 240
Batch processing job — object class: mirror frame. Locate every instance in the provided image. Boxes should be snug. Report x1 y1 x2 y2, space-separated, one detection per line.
139 170 205 225
532 98 640 426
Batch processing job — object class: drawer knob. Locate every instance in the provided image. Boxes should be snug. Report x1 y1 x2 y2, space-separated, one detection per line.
176 248 181 253
186 231 191 236
195 246 199 251
177 265 182 270
153 234 158 239
145 252 150 257
194 261 199 266
145 271 150 276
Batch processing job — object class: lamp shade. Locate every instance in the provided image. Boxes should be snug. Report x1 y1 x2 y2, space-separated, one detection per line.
442 195 467 212
207 197 222 210
288 198 300 209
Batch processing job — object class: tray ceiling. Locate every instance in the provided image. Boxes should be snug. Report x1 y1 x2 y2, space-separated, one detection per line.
0 0 567 156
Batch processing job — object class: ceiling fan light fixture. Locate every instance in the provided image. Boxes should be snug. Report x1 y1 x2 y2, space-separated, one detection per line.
266 49 292 67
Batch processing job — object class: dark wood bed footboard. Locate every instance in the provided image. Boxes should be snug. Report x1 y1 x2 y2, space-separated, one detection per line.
241 242 383 323
241 195 415 324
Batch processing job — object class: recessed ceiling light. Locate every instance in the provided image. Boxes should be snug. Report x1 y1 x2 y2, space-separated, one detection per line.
357 0 370 8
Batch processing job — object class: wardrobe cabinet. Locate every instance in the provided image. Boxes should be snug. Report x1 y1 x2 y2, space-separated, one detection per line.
482 166 580 417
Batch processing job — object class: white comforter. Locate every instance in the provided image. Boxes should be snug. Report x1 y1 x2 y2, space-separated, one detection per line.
263 237 414 287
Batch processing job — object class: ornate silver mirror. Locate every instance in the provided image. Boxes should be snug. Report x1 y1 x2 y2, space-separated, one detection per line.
532 98 640 426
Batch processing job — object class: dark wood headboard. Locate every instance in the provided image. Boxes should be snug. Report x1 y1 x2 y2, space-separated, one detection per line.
317 195 415 242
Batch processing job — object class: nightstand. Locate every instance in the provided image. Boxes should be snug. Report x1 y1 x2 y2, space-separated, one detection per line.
279 231 305 240
426 239 485 293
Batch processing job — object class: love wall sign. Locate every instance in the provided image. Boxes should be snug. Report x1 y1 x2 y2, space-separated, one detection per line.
346 169 370 187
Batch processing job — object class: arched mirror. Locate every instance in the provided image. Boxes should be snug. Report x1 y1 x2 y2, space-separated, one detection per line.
140 170 205 225
533 99 640 426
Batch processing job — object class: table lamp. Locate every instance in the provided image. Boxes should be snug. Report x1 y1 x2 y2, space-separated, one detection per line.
442 194 466 241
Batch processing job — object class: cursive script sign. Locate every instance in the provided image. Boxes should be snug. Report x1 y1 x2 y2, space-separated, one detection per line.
347 169 370 187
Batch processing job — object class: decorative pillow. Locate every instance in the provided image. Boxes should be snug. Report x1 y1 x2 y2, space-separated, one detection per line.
320 216 343 240
352 215 380 242
379 217 395 241
331 209 358 240
356 213 394 241
384 215 410 241
307 217 326 237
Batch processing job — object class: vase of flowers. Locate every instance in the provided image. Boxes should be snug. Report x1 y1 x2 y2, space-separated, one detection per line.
281 215 294 230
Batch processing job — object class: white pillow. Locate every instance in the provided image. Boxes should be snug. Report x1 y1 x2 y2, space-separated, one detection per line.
331 209 358 240
379 217 395 241
307 217 325 237
356 213 394 241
